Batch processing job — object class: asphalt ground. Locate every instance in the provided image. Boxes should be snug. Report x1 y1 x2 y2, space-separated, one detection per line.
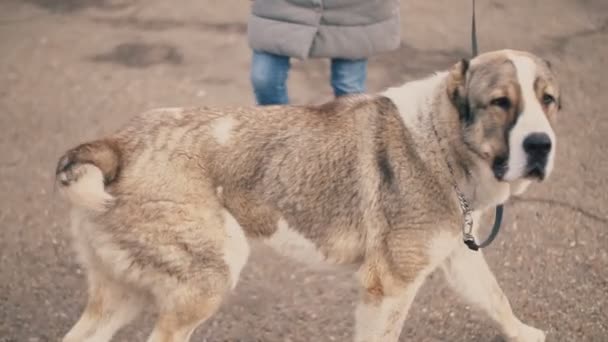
1 0 607 341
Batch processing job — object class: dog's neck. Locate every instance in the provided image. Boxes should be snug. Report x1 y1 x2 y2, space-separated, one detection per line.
382 72 513 211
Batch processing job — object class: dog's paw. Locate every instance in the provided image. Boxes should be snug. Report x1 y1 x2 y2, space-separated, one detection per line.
506 324 546 342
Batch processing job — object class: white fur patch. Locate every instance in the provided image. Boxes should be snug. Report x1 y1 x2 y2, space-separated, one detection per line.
157 107 184 119
69 209 149 287
354 291 410 341
59 164 113 212
221 210 250 289
62 277 143 342
265 218 327 266
155 107 182 112
510 179 531 196
427 229 460 267
211 116 236 145
382 72 447 134
505 54 556 181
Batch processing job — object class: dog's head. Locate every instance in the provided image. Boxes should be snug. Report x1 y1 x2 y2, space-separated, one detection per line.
447 49 560 184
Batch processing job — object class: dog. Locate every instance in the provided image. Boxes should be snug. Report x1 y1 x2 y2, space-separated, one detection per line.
55 49 560 342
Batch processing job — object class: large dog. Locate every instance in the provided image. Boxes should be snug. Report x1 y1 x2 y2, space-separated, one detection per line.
55 49 559 342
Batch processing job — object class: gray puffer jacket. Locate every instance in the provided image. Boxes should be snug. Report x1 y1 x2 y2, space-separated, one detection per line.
247 0 401 60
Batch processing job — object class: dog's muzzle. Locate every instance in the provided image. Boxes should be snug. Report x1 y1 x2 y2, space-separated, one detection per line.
523 132 552 180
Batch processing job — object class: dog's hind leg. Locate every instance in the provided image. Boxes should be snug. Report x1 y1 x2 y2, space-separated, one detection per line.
144 208 247 342
63 273 145 342
146 287 225 342
441 242 546 342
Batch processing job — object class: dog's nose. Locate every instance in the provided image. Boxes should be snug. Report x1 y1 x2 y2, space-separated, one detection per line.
523 133 552 156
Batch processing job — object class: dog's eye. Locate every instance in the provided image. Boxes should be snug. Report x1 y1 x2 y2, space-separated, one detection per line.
542 93 555 106
490 97 511 110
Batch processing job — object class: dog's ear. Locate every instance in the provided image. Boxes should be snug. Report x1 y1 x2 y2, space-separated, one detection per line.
447 59 473 124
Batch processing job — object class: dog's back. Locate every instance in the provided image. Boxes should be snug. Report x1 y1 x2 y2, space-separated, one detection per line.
55 96 428 341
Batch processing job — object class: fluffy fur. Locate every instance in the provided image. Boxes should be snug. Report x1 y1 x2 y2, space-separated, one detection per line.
55 49 560 342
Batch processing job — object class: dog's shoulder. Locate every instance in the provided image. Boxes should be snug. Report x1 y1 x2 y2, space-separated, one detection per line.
309 94 398 118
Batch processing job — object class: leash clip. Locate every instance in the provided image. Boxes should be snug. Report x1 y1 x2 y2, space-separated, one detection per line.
463 233 479 251
461 205 505 251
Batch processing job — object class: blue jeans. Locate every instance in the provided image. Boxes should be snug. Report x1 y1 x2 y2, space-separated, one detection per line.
250 51 368 105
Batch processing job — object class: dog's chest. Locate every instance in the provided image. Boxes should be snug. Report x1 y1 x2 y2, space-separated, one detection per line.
261 217 364 269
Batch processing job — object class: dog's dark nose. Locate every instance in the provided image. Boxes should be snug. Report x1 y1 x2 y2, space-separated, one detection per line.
523 133 552 156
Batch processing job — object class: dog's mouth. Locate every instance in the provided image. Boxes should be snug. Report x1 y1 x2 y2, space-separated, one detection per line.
492 157 548 182
492 156 508 181
523 163 546 181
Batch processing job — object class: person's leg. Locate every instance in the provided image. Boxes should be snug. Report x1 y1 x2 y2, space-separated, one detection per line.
330 58 368 97
250 51 291 105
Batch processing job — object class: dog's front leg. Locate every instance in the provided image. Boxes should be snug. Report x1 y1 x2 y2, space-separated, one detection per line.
353 271 427 342
441 244 546 342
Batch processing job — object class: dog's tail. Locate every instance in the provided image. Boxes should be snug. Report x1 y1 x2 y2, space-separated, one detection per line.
55 139 121 212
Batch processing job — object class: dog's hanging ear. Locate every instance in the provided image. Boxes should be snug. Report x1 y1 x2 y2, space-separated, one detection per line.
542 58 563 110
447 59 473 124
